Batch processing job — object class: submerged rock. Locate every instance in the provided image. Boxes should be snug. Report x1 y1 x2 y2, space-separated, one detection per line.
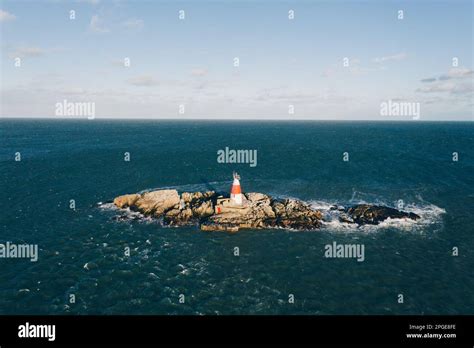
111 190 419 232
200 222 240 233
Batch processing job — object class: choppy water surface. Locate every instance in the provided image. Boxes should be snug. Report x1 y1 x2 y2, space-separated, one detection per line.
1 120 473 314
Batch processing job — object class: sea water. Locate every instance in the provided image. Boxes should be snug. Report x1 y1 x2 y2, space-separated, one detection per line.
0 119 473 314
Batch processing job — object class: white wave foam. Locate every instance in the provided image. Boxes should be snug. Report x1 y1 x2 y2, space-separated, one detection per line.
98 202 116 210
308 198 445 233
309 200 340 211
98 202 156 223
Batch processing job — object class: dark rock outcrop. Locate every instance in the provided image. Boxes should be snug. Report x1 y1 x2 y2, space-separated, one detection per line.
343 204 420 225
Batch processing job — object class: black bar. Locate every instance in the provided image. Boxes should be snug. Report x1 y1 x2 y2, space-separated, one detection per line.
0 315 472 346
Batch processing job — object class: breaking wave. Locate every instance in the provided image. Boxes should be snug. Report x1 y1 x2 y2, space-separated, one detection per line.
309 199 446 233
98 202 155 223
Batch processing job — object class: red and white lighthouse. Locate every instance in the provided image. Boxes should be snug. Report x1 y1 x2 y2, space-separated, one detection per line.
230 172 243 205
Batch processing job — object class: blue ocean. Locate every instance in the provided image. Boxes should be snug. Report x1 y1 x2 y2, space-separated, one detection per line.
1 119 473 314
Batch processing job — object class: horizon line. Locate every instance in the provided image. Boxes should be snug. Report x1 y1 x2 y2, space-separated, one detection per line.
1 116 473 122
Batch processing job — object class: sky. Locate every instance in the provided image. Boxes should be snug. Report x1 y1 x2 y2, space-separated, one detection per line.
0 0 473 120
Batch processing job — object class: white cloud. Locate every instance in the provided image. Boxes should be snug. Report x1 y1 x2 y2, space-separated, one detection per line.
420 78 437 83
122 18 144 30
127 75 158 86
322 58 385 78
8 46 44 59
321 67 335 78
417 67 473 95
77 0 100 4
418 84 455 93
349 65 386 75
439 67 473 80
253 86 352 106
110 59 125 67
191 68 208 77
0 9 16 22
416 82 472 95
89 15 109 33
373 53 407 64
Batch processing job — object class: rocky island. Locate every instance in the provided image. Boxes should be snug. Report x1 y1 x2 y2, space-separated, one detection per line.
111 174 420 232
